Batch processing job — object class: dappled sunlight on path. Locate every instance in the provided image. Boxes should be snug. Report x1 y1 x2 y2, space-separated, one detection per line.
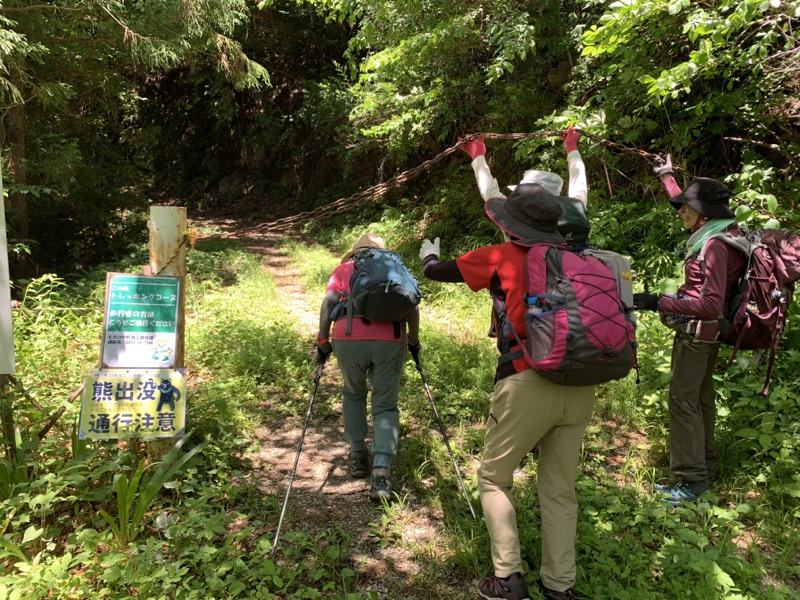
191 220 477 599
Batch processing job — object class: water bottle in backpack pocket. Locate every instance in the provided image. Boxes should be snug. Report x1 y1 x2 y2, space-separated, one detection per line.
523 295 559 362
495 243 637 386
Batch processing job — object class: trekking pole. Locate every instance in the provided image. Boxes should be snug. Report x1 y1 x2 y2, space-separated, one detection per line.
271 362 324 554
412 355 477 519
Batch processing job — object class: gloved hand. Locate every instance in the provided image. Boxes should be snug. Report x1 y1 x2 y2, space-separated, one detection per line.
408 342 421 363
314 338 333 365
653 153 673 178
561 125 579 153
459 134 485 160
632 293 660 312
419 237 440 261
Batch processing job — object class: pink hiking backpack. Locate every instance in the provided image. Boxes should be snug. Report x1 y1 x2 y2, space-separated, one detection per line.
493 243 638 386
700 228 800 394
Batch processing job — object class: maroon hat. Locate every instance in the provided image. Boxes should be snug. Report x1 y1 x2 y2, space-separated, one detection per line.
485 183 565 244
669 178 734 218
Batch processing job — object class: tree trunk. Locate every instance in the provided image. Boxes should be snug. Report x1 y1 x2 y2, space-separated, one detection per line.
6 67 27 242
6 65 32 281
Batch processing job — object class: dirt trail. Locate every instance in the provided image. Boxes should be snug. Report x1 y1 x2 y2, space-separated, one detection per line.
200 222 476 599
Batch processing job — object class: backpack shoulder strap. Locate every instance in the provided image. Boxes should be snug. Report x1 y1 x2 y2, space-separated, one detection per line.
345 294 354 336
698 232 753 262
697 232 753 284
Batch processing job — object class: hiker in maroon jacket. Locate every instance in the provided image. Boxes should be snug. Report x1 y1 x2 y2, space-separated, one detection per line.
633 154 746 504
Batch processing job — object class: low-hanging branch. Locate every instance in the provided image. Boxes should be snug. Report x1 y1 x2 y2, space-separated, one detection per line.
199 130 779 239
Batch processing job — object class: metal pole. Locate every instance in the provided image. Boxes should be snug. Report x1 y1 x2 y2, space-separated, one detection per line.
412 356 476 519
271 363 324 554
1 146 16 376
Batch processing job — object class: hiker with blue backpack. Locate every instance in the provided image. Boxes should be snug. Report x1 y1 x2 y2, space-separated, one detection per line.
632 154 747 505
315 232 421 502
419 184 623 600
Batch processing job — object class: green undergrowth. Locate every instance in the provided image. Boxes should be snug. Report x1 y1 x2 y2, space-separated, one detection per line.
284 221 799 599
2 229 797 599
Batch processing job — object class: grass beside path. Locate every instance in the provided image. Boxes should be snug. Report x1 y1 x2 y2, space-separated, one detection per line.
3 232 797 599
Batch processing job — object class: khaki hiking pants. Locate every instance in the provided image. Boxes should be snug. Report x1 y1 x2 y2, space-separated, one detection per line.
332 338 405 469
478 368 595 592
668 331 721 484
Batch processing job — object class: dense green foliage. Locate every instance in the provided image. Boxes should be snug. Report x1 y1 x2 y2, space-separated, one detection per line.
2 0 799 598
2 231 798 598
0 0 268 273
2 1 798 275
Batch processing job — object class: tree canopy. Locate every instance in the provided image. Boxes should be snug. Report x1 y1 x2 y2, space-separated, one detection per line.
2 2 800 597
1 0 797 278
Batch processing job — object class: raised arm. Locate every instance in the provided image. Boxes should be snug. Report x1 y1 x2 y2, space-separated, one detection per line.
653 153 682 198
460 134 504 201
562 125 587 207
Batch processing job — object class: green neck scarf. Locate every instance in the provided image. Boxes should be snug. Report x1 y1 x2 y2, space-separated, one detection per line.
685 218 736 258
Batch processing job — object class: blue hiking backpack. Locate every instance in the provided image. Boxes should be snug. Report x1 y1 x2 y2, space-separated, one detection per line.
336 248 422 336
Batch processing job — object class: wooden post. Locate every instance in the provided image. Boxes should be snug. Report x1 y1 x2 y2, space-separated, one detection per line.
146 207 187 458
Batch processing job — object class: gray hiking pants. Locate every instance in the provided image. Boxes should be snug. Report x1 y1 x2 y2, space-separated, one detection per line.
668 331 721 483
332 338 405 469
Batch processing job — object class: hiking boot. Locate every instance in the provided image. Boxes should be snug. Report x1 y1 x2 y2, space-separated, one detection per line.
656 480 707 505
478 572 531 600
348 450 368 479
535 579 575 600
369 467 391 501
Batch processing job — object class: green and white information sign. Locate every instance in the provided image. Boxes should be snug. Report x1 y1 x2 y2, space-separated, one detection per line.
101 274 180 368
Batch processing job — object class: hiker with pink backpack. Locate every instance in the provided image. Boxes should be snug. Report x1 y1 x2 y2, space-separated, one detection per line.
633 155 748 505
419 182 638 600
421 126 636 600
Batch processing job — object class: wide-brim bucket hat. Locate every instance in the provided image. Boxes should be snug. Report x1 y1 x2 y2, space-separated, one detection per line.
507 170 564 196
341 232 386 263
669 177 735 218
485 183 565 244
